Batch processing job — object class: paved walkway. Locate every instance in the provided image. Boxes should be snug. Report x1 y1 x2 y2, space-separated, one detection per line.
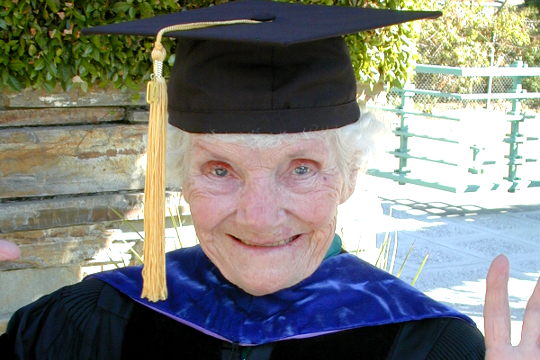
340 175 540 345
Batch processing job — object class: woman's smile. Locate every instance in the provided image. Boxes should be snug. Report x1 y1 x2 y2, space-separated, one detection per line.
229 234 302 247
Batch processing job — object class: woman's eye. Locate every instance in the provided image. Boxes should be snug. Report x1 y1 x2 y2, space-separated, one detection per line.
212 167 229 177
293 165 310 175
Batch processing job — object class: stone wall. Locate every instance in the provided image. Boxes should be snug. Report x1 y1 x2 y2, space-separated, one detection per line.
0 86 178 333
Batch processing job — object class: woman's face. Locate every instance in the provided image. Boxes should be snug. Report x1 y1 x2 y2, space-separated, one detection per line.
182 135 348 296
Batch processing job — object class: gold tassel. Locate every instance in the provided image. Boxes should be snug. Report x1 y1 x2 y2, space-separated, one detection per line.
140 20 262 302
142 43 168 302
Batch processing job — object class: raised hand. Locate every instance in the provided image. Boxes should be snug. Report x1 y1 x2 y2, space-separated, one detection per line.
484 254 540 359
0 239 20 261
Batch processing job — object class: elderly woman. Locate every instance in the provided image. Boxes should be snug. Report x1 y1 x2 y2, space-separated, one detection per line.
1 1 540 359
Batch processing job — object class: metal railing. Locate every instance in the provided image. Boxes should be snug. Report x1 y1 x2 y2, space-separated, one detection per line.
368 61 540 193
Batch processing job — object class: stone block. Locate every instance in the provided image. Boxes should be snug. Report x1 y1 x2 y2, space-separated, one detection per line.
0 313 11 334
0 224 115 271
126 110 150 123
0 107 125 127
0 193 142 233
0 191 181 233
0 123 147 198
0 266 81 329
1 86 146 108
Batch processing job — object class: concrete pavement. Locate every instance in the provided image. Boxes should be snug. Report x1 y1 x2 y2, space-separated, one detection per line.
339 175 540 345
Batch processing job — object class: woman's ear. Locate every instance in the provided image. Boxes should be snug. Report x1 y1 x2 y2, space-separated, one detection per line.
181 179 191 204
340 169 359 204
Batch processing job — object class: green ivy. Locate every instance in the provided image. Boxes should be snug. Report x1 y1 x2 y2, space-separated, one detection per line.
340 0 423 90
1 0 181 94
1 0 423 94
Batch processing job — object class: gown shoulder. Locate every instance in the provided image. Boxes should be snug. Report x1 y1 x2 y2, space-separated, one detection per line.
0 278 133 360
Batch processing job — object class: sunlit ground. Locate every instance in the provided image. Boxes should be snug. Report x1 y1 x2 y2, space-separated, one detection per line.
425 273 539 346
348 175 540 347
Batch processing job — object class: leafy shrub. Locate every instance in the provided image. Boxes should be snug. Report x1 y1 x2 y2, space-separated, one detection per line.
413 1 540 100
1 0 423 94
522 9 540 95
417 1 532 68
338 0 424 89
0 0 184 94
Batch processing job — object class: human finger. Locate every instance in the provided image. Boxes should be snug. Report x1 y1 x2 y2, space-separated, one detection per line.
519 274 540 347
0 239 21 261
484 254 512 349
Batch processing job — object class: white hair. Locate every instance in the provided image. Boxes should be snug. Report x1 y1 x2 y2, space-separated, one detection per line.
166 107 391 196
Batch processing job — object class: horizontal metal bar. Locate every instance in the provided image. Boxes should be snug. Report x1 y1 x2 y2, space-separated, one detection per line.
391 88 540 100
415 64 540 77
366 106 462 121
369 105 526 123
393 130 460 144
390 151 459 167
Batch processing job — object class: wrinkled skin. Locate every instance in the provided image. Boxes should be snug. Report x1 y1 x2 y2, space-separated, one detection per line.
182 136 350 296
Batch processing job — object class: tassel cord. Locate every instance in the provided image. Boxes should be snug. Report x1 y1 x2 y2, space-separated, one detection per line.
141 19 260 302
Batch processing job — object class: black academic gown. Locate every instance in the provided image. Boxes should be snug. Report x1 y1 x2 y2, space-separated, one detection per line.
1 245 486 360
0 279 485 359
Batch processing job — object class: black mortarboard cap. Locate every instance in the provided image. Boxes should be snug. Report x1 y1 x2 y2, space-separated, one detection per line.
83 0 440 134
83 0 440 302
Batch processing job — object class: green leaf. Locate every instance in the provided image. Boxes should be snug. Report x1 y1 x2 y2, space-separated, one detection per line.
46 60 57 75
78 64 88 77
0 19 6 30
8 75 21 91
112 2 131 13
43 81 54 93
131 92 141 102
167 53 176 66
83 45 93 57
8 60 25 71
91 47 100 61
1 67 8 85
45 0 59 14
140 2 153 17
28 44 37 56
34 58 45 71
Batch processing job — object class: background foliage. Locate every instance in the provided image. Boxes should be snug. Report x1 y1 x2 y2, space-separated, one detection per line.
1 0 423 95
409 1 540 103
417 1 535 68
332 0 423 89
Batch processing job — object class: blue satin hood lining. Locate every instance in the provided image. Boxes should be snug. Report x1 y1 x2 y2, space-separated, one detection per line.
89 244 473 346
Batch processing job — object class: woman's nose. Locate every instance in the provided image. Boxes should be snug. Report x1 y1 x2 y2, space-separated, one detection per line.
235 176 287 232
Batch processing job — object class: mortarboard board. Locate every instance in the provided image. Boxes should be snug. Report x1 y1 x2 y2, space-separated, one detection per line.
82 0 441 301
83 0 440 134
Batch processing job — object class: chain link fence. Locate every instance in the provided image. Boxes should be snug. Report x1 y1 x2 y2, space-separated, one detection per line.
387 73 525 114
385 9 540 114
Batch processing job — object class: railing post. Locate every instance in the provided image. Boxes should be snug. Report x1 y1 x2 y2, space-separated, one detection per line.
504 61 525 192
486 48 495 110
394 83 414 184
